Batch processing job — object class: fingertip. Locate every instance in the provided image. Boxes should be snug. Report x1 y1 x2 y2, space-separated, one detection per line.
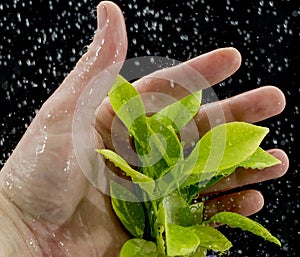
97 0 120 11
53 0 127 102
95 1 127 48
263 85 286 115
211 47 242 72
203 189 265 219
247 189 265 214
224 47 242 69
97 1 108 30
267 148 289 177
235 190 264 217
188 47 242 85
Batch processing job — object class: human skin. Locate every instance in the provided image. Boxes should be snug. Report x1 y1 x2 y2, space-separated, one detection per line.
0 1 288 256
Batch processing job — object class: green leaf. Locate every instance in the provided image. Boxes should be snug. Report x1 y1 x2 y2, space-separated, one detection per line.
184 185 204 204
144 122 186 198
138 118 186 196
96 149 155 194
188 247 207 257
185 147 281 191
151 90 202 133
109 76 185 181
97 149 153 183
188 225 232 252
162 191 193 227
239 147 281 169
110 181 145 238
136 118 184 179
197 147 281 191
189 202 204 224
180 174 212 190
148 118 183 169
156 205 167 255
153 161 185 198
120 239 158 257
186 122 269 173
108 75 149 145
181 122 270 186
157 195 199 256
205 212 281 246
166 223 200 256
202 147 281 189
180 166 236 189
185 165 237 192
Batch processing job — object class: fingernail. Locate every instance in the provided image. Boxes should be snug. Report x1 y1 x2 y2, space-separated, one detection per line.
97 3 108 30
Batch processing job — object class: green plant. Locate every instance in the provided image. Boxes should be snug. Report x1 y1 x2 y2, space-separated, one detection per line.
97 75 281 257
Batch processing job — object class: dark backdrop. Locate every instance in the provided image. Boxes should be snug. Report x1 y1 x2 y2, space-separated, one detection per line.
0 0 299 256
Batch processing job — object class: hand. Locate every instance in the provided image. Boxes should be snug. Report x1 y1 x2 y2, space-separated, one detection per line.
0 1 288 256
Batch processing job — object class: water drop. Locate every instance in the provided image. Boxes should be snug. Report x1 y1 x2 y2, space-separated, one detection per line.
36 143 46 155
5 181 13 190
227 141 233 147
170 79 175 88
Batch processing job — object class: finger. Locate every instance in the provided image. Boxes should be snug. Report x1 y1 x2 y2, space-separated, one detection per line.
194 86 286 137
0 1 128 225
204 190 264 220
200 149 289 195
43 1 128 112
133 47 241 95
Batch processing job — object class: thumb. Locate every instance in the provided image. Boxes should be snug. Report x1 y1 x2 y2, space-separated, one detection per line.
0 1 127 225
50 1 128 107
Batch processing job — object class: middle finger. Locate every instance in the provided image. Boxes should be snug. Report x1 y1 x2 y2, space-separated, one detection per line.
193 85 286 138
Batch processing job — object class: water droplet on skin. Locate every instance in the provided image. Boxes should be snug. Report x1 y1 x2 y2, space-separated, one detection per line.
64 159 71 173
36 143 46 155
35 126 48 155
170 80 175 88
28 238 40 252
5 180 12 190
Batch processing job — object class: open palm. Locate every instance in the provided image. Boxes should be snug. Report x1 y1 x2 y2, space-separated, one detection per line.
0 1 288 256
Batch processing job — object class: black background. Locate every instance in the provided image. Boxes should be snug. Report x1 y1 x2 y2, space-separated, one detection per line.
0 0 299 256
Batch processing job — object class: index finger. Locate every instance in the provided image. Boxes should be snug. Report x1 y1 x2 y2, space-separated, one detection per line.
133 47 242 96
